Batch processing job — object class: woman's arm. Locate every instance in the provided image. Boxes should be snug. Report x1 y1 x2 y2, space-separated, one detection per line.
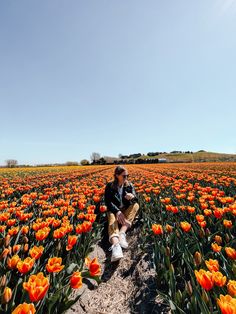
104 183 120 215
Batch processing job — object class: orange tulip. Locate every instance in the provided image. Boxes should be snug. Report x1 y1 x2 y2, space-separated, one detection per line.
75 224 83 234
70 271 83 289
21 226 29 234
35 227 50 241
29 245 44 260
53 227 67 239
217 294 236 314
152 224 163 235
212 271 227 287
198 221 207 228
215 235 222 245
46 257 65 273
165 224 173 233
161 197 171 204
1 287 12 304
204 209 212 216
194 269 214 291
205 259 219 272
85 256 101 277
225 247 236 260
12 302 36 314
227 280 236 297
66 235 78 251
17 257 35 274
93 195 100 202
7 254 20 269
99 205 107 213
211 242 222 253
223 220 233 229
180 221 191 232
0 248 10 260
23 272 49 302
196 214 205 222
82 221 92 232
13 244 21 254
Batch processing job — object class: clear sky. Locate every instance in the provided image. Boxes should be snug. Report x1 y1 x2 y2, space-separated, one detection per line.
0 0 236 165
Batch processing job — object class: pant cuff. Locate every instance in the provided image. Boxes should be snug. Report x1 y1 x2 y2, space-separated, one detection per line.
109 233 120 243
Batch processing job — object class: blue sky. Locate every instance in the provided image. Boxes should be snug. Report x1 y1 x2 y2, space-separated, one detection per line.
0 0 236 165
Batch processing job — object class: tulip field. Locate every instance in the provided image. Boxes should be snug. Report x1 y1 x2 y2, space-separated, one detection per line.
0 162 236 313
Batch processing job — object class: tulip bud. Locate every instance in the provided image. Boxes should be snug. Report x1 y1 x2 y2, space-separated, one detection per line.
23 244 29 252
1 287 12 304
23 236 29 243
202 289 209 304
186 280 193 296
225 234 230 243
57 240 62 252
176 290 182 304
13 245 21 254
214 235 222 245
205 228 210 236
4 235 11 247
166 246 171 256
0 275 6 287
199 229 205 238
194 251 202 266
0 248 10 260
170 263 175 274
232 262 236 276
8 246 12 255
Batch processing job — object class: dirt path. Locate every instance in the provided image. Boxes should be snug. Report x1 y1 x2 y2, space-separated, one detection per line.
66 219 170 314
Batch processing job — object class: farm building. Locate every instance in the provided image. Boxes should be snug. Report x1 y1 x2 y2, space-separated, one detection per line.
158 158 167 163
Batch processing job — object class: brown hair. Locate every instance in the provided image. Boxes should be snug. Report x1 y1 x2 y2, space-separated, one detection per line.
111 165 129 189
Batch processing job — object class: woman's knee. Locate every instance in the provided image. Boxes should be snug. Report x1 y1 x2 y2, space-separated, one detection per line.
132 202 139 212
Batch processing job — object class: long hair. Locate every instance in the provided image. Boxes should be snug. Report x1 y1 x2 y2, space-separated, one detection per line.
111 165 129 190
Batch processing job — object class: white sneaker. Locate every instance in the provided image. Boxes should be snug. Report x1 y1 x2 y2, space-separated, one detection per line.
119 231 129 249
109 243 124 262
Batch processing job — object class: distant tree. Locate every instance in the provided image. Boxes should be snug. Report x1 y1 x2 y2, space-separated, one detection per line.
65 161 79 166
90 152 101 163
98 157 106 165
118 153 123 158
5 159 18 168
80 159 90 165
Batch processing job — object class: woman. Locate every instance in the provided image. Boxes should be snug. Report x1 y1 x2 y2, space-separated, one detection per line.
104 165 140 262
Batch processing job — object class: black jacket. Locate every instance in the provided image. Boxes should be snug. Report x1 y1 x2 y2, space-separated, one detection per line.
104 180 138 215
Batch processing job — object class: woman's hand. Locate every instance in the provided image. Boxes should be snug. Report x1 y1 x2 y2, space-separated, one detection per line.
116 211 127 225
124 193 135 200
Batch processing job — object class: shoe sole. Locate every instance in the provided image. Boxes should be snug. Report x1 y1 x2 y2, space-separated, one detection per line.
111 254 124 262
120 243 129 249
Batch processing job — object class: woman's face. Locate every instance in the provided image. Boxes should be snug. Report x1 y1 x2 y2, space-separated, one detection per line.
116 170 129 184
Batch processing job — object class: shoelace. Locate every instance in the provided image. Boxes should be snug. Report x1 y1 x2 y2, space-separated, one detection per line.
108 243 119 251
119 232 126 239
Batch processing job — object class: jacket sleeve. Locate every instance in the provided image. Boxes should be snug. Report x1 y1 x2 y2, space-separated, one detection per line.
104 183 120 215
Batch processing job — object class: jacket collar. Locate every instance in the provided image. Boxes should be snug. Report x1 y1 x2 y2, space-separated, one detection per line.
110 181 129 191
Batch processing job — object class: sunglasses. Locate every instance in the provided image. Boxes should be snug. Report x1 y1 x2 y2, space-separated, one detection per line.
122 174 129 178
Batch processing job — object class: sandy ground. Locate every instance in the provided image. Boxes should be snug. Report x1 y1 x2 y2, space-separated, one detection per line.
66 219 170 314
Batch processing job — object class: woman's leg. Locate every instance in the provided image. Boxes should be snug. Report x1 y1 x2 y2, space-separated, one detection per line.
121 202 140 233
106 211 120 244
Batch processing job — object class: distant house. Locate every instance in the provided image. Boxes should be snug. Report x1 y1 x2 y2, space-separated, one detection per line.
158 158 167 163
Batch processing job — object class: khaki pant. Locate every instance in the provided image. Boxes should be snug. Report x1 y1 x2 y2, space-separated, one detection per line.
107 202 140 243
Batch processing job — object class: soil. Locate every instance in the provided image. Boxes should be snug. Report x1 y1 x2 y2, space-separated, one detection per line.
66 218 171 314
